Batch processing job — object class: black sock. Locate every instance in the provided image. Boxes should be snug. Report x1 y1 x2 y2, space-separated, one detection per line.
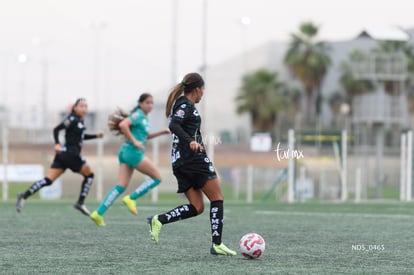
210 200 224 245
158 204 197 224
23 178 52 199
78 174 94 204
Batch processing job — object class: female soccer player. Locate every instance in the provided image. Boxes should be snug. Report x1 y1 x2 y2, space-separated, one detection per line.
16 98 104 216
90 93 169 226
147 72 237 256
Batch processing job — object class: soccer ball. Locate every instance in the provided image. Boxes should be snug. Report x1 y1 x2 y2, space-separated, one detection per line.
239 233 265 259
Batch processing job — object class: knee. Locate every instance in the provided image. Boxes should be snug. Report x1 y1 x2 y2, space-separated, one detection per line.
194 204 204 214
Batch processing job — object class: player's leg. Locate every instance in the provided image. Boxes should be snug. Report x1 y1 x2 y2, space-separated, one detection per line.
148 187 202 244
90 149 135 225
93 163 133 216
202 178 237 256
78 163 94 204
122 157 162 215
73 163 95 216
16 168 64 213
90 163 133 226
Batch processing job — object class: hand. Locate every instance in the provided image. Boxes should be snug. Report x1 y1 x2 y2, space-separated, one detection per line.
189 141 204 152
54 144 62 154
134 140 144 150
97 132 104 138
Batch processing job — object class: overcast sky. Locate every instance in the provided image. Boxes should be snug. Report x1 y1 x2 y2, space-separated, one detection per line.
1 0 413 115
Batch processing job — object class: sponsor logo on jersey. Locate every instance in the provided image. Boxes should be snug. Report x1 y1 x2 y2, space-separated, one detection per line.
78 122 84 129
193 110 199 116
175 109 185 118
180 104 186 108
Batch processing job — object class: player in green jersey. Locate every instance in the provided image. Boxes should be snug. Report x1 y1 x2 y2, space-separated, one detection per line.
90 93 169 226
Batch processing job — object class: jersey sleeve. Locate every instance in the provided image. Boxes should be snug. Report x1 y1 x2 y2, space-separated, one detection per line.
128 110 143 126
84 134 98 140
169 103 194 144
53 115 75 144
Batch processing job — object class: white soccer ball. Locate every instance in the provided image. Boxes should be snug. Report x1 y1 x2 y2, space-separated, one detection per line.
239 233 265 259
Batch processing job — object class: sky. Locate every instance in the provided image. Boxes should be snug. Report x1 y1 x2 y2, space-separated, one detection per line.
0 0 413 121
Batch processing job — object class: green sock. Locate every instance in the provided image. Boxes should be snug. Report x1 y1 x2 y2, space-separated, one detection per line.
97 185 125 215
129 178 161 200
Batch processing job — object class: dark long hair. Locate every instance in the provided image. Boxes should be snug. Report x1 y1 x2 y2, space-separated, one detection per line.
71 98 87 115
108 93 152 136
165 72 204 117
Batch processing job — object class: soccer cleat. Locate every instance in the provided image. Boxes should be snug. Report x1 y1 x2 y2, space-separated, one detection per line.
16 193 25 213
147 215 162 244
122 195 138 215
210 243 237 256
90 211 106 227
73 203 91 216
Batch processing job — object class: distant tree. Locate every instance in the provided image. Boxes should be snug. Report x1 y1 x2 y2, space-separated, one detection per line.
236 69 288 134
339 50 375 105
373 40 414 112
375 40 414 75
284 21 331 125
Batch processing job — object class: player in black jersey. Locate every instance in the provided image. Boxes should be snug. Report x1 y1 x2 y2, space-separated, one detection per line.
16 98 104 216
147 72 237 256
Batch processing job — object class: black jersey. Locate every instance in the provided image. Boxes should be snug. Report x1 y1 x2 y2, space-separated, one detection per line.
169 96 207 168
53 113 96 155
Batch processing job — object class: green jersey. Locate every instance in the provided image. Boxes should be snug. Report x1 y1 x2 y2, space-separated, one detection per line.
123 108 150 150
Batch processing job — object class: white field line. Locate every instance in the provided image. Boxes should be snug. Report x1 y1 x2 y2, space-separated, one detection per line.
255 210 412 219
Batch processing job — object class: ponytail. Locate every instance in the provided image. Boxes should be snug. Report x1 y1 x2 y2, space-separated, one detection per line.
109 93 153 136
107 108 129 136
165 72 204 118
165 84 184 117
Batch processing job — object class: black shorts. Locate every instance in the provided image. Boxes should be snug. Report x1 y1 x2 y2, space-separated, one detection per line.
50 152 86 173
173 158 217 193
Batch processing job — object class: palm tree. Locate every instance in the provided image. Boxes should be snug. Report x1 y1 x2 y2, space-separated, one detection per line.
373 41 414 113
235 69 288 136
284 21 331 125
374 41 414 94
339 50 375 105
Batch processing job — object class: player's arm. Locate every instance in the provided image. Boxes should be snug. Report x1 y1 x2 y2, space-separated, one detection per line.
53 123 65 145
84 132 104 140
52 119 68 153
169 115 193 144
118 118 144 150
147 128 170 140
169 108 203 152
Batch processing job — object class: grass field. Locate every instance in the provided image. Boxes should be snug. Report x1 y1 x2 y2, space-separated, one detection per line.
1 198 414 274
